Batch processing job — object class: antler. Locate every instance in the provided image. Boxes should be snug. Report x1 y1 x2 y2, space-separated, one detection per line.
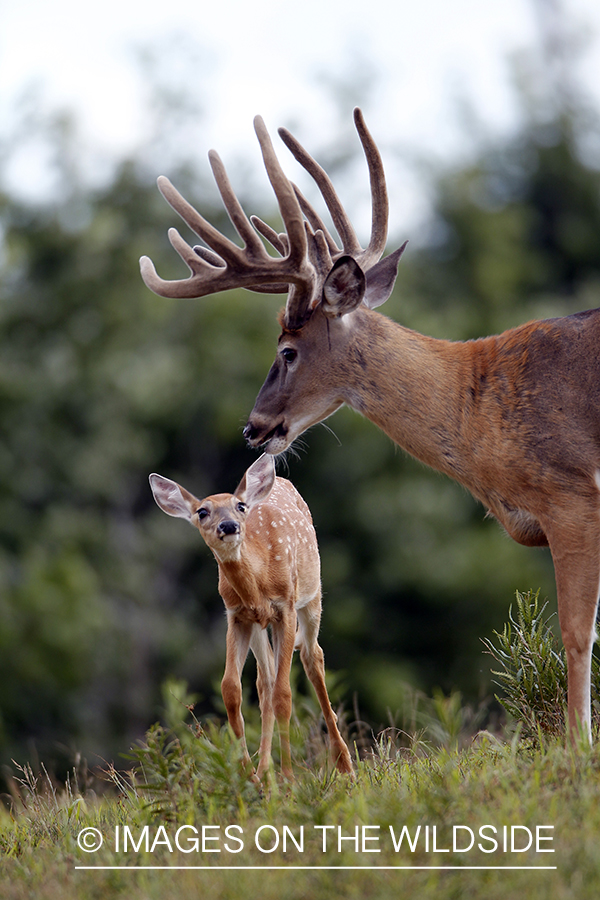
140 108 390 329
277 108 388 273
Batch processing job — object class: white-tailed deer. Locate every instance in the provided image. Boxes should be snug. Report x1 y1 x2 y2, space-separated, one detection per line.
149 454 353 780
141 109 600 743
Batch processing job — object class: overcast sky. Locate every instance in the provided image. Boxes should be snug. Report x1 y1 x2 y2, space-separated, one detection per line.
1 0 599 233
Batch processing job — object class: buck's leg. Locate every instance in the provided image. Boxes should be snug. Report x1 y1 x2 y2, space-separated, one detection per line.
297 598 353 774
270 610 297 779
546 510 600 743
221 615 255 773
249 625 276 780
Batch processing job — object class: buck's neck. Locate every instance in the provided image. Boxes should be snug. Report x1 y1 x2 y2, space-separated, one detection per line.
342 308 478 485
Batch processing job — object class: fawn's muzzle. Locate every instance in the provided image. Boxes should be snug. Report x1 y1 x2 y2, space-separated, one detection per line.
218 520 240 537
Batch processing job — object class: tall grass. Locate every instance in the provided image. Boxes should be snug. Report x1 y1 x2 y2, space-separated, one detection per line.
1 590 600 899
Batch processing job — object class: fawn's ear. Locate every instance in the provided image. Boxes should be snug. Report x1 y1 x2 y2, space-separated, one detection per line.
234 454 276 508
149 473 199 522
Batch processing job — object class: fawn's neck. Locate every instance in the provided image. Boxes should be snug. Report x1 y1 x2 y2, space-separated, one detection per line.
214 536 273 622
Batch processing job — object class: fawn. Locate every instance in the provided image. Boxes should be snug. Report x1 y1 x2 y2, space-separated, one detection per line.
149 454 353 781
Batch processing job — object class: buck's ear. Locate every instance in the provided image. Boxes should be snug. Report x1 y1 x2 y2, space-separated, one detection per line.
363 242 407 309
235 454 276 508
321 256 366 318
149 473 199 522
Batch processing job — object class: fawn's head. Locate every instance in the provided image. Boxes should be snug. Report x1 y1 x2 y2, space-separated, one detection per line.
150 454 276 561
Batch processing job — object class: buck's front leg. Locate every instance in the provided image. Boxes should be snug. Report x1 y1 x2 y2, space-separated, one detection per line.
546 511 600 744
270 609 297 779
221 615 256 776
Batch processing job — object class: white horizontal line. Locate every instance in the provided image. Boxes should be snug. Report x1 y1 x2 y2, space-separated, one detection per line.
75 865 558 871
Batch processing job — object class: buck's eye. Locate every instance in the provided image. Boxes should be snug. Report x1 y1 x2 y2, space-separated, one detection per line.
197 508 209 521
281 347 297 364
236 502 247 514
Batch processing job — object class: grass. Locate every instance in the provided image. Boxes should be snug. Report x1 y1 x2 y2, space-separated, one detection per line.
1 591 600 899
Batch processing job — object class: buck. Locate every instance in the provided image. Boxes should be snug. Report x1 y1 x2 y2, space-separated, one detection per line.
140 109 600 743
149 454 353 780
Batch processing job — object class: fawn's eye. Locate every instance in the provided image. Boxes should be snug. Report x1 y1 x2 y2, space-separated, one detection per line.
236 502 247 514
197 508 209 521
281 347 297 364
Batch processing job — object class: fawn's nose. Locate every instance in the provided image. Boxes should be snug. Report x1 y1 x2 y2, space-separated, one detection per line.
218 520 240 537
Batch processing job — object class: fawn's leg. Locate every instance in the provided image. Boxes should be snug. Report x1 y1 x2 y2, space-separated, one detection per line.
250 625 276 778
297 597 353 774
270 609 297 779
221 615 254 771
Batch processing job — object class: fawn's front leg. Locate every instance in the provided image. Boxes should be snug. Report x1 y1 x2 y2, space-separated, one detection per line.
221 616 255 773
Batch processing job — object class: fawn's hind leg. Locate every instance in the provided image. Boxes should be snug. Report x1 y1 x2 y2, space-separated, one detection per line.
296 597 353 774
250 625 277 779
270 609 298 779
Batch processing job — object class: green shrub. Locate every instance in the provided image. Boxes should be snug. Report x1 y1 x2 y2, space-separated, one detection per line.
483 588 600 741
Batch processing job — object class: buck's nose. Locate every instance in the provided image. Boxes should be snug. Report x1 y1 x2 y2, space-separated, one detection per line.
218 520 240 537
243 418 288 448
243 421 260 445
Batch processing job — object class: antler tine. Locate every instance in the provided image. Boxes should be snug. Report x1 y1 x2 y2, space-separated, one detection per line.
253 116 309 269
253 116 316 328
250 216 288 256
140 223 250 299
193 245 226 267
207 150 268 260
156 175 246 267
139 253 194 299
291 183 341 258
277 124 363 260
353 107 389 268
